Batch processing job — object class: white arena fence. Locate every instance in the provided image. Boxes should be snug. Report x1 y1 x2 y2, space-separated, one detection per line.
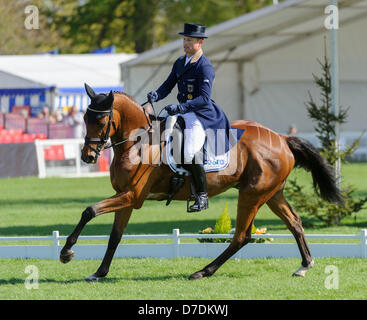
0 229 366 260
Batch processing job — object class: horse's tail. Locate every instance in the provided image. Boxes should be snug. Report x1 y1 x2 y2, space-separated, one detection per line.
286 136 343 204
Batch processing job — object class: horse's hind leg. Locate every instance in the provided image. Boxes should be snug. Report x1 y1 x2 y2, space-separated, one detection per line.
266 189 314 277
189 190 261 280
85 207 133 282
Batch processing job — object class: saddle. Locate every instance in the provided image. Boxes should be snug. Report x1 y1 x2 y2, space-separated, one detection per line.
147 108 242 208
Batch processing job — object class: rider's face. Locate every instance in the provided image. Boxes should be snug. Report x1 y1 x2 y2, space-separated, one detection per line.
183 36 203 57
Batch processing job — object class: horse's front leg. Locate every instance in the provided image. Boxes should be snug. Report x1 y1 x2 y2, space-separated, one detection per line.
85 207 133 282
60 190 135 264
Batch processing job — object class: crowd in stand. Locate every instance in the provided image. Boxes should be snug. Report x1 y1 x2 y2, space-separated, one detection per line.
0 105 85 144
36 106 85 138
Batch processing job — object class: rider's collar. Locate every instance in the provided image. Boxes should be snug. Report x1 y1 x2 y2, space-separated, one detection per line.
190 49 203 64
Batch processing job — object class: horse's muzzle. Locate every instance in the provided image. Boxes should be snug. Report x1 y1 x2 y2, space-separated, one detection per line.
81 146 98 164
82 153 97 164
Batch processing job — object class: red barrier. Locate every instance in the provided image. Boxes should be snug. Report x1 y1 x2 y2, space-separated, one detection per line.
98 156 109 172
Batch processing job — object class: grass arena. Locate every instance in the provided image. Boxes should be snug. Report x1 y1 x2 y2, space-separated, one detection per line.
0 163 366 300
1 0 367 305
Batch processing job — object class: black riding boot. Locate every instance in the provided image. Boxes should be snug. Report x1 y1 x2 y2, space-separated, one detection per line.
184 164 209 212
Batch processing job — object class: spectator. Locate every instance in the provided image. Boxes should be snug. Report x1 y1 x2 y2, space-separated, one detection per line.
53 109 64 122
65 106 85 138
48 113 57 124
37 106 50 120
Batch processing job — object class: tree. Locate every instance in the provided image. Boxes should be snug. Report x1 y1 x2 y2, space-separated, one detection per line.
305 48 360 166
157 0 274 43
0 0 60 54
285 46 367 226
58 0 159 53
1 1 284 54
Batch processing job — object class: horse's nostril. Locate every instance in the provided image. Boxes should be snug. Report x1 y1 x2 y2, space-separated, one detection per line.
81 153 95 163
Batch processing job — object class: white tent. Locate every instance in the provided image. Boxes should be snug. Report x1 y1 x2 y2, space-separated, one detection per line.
120 0 367 135
0 53 136 114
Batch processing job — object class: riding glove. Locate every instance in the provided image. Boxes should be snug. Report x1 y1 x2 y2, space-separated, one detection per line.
165 104 184 116
147 91 159 103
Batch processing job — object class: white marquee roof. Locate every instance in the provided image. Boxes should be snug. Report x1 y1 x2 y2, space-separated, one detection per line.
0 53 136 89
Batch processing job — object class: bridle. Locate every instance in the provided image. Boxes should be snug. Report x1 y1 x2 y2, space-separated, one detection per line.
84 106 116 157
84 97 162 166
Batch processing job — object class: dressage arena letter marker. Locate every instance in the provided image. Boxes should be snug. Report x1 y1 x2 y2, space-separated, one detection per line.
324 5 339 30
24 265 39 290
24 5 39 30
324 265 339 290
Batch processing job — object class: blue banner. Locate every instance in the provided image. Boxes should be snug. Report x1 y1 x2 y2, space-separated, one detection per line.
91 45 116 54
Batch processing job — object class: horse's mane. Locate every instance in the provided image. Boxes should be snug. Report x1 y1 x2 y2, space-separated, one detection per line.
113 91 143 111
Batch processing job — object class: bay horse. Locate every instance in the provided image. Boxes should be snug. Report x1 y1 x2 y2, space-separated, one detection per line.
59 84 343 282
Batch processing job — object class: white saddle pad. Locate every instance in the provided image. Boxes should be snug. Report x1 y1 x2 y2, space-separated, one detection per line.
163 113 230 175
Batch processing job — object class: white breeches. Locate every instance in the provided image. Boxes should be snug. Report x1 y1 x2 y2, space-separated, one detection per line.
180 112 206 163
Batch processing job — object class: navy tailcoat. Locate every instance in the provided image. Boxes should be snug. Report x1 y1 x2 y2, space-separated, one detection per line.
155 51 241 154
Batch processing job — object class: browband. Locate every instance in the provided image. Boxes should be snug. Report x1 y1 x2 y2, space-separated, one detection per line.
87 106 112 113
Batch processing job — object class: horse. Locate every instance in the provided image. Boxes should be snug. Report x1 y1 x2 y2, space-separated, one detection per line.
59 84 343 282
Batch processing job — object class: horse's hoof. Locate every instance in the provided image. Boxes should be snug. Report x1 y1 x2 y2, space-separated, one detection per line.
189 270 207 280
85 273 100 282
292 259 314 277
292 269 306 277
59 250 74 264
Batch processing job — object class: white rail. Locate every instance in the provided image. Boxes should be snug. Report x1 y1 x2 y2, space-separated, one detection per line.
0 229 366 260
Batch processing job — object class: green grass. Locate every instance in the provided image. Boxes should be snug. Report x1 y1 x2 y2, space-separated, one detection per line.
1 257 366 300
0 163 366 300
0 163 366 239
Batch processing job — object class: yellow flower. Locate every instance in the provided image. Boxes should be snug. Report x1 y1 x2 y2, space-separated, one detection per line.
255 227 267 234
203 227 214 233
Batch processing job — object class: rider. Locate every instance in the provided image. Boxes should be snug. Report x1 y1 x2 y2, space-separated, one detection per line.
147 23 232 212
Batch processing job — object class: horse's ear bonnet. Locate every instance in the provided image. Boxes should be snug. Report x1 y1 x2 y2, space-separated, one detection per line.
85 83 114 111
85 83 96 99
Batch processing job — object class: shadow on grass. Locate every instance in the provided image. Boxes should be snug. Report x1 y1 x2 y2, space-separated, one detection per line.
0 217 289 236
0 190 241 208
106 274 190 282
0 274 191 285
0 277 126 285
0 278 87 286
1 214 366 237
0 197 106 207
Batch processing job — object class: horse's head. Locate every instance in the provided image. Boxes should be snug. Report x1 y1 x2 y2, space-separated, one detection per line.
81 83 116 164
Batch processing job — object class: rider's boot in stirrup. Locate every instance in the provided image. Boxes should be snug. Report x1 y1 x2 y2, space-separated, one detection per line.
185 164 209 212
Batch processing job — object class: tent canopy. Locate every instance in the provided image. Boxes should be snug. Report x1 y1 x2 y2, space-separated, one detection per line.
0 53 135 88
121 0 366 69
120 0 367 134
0 70 48 90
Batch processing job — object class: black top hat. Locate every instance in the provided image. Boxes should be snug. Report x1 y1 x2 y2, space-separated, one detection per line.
178 23 208 38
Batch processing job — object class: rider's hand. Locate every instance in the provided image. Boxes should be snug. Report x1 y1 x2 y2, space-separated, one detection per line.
147 91 158 103
164 104 181 116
